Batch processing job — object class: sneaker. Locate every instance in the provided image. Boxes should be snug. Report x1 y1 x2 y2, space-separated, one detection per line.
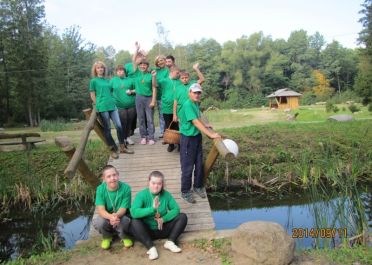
167 144 175 152
159 134 164 138
126 137 134 145
146 246 159 260
181 192 196 204
193 187 207 198
101 238 112 250
164 240 182 253
123 238 133 248
140 138 147 145
148 139 155 145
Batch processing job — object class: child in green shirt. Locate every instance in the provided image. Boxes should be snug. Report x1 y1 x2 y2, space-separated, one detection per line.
92 165 133 249
130 171 187 260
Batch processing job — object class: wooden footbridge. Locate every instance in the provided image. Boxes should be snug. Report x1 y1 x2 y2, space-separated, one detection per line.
55 107 235 237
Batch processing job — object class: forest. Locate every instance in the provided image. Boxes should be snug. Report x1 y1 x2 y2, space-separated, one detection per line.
0 0 371 127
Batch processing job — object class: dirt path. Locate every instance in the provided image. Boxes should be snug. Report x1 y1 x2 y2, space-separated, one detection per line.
60 238 222 265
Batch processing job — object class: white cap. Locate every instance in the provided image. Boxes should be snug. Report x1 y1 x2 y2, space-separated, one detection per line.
189 83 202 93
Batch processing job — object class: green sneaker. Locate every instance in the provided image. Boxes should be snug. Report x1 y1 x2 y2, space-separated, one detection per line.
101 238 112 250
123 238 133 248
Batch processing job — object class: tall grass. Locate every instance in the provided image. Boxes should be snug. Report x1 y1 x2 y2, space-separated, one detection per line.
39 119 69 132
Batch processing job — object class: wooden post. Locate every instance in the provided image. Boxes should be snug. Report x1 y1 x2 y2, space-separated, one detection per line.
55 136 99 188
83 108 108 146
200 114 236 180
65 106 98 177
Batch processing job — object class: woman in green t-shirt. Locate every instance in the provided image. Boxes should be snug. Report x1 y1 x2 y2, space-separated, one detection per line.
89 61 130 158
130 171 187 260
110 65 137 146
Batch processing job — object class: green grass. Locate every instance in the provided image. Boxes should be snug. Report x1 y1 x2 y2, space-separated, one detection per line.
193 238 232 265
308 244 372 265
205 120 372 193
0 140 108 210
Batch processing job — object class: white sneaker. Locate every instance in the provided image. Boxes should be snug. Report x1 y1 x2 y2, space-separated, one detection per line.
146 246 159 260
164 240 182 253
126 137 134 145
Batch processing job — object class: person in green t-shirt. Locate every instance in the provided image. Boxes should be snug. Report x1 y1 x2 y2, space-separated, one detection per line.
178 83 221 204
110 65 137 147
132 42 157 145
154 55 168 138
158 66 181 152
173 63 205 123
130 171 187 260
92 165 133 250
89 61 127 159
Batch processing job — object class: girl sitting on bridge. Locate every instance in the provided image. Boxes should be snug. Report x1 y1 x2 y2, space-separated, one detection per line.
130 171 187 260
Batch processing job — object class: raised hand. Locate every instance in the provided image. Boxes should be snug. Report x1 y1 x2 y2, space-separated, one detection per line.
193 63 199 70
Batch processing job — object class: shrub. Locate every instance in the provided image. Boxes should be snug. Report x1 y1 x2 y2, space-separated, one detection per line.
348 103 360 113
40 119 68 132
368 104 372 112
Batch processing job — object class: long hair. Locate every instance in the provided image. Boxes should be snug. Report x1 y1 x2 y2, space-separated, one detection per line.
91 61 106 77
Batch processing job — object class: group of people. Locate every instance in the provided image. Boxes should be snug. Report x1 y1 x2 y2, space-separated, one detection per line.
93 165 187 260
91 42 222 260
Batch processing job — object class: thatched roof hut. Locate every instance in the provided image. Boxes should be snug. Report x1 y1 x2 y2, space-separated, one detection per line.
267 88 302 109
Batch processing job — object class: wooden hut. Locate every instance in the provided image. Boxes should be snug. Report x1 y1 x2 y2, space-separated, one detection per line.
267 88 302 109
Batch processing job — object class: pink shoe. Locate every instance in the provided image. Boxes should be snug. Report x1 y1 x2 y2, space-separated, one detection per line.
140 138 147 145
148 139 155 145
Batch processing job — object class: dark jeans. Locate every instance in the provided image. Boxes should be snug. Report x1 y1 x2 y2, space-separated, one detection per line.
118 107 137 139
93 215 131 239
129 213 187 249
135 94 155 140
180 134 203 193
99 110 125 147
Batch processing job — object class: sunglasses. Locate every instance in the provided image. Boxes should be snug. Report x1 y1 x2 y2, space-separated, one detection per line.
191 91 202 94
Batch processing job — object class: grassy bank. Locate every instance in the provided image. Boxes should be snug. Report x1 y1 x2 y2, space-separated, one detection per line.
0 140 108 212
205 120 372 192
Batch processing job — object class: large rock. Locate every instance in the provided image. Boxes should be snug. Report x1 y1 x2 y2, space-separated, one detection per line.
232 221 295 265
328 114 354 122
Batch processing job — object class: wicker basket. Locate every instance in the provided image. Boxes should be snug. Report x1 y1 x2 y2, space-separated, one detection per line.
163 121 180 144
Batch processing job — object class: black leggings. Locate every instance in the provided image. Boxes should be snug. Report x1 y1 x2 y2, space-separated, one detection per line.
129 213 187 249
118 107 137 139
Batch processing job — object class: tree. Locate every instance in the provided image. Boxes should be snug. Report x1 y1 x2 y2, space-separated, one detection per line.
355 0 372 104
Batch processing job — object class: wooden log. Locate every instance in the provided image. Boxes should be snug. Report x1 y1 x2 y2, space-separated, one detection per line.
203 144 219 183
55 136 99 188
83 108 107 146
64 107 97 178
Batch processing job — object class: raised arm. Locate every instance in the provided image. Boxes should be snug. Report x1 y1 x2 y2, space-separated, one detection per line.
193 63 205 84
132 41 141 70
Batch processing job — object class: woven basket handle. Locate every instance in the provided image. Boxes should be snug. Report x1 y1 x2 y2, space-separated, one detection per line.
167 121 177 129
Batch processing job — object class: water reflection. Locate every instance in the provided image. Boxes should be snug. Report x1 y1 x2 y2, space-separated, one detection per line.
0 204 93 262
209 193 372 249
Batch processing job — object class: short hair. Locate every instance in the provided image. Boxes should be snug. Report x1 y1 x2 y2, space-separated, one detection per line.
170 65 180 73
139 58 149 66
115 65 125 72
165 55 175 63
154 55 166 67
179 70 190 77
148 171 165 193
91 61 106 77
101 164 118 178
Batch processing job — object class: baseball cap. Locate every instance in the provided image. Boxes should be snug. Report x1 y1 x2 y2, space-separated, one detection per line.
189 83 202 93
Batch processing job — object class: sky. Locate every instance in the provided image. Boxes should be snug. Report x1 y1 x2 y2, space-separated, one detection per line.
44 0 365 53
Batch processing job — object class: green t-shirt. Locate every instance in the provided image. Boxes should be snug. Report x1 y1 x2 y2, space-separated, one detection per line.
95 181 131 214
110 76 136 109
179 99 201 136
158 78 181 114
131 188 180 230
124 63 138 78
89 77 116 112
133 69 153 97
155 67 169 100
175 80 197 115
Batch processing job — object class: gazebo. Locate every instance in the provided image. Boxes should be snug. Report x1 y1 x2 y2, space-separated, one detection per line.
267 88 302 109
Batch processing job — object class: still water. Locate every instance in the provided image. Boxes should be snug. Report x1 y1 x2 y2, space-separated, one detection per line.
209 193 372 249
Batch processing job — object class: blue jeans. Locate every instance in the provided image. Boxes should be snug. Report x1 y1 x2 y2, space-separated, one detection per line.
136 94 155 140
99 110 125 147
180 134 203 193
157 100 165 134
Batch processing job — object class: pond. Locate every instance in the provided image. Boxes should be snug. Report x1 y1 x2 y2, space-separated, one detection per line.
209 192 372 249
0 203 94 263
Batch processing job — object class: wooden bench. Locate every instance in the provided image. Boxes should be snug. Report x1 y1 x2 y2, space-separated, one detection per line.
0 133 46 150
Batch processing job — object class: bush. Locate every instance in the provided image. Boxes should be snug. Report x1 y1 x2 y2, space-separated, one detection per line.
300 91 317 105
325 102 334 112
348 103 360 113
368 104 372 112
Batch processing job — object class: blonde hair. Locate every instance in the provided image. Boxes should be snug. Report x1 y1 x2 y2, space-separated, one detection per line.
91 61 106 77
154 55 166 67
